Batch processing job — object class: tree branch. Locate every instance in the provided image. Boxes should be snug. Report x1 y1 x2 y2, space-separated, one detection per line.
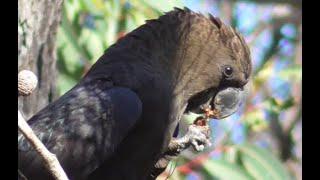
18 111 69 180
18 70 69 180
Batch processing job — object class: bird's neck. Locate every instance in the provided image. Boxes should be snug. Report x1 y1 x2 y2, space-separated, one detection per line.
93 11 218 101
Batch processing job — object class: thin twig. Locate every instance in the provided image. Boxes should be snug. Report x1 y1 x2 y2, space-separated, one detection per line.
18 70 69 180
18 111 69 180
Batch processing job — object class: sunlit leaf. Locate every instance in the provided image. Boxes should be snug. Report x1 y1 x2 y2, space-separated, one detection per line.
202 159 253 180
84 30 105 62
280 96 295 110
94 19 109 48
130 10 148 27
79 0 103 15
279 65 302 82
243 109 267 132
92 0 105 10
262 97 295 114
224 146 239 164
105 18 118 46
60 7 90 61
238 143 291 180
57 73 78 96
59 43 82 73
253 61 274 91
64 0 81 23
125 14 138 32
141 0 184 13
262 97 280 113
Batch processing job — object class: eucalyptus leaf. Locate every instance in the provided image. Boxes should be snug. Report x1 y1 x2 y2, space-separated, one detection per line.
238 143 291 180
202 159 252 180
279 65 302 82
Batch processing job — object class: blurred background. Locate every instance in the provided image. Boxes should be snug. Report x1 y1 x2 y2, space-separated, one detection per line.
19 0 302 179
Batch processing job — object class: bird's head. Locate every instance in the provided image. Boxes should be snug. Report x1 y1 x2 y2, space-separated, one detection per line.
164 8 252 119
101 7 252 120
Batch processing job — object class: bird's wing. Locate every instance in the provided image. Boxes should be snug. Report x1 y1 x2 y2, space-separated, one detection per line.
18 79 142 179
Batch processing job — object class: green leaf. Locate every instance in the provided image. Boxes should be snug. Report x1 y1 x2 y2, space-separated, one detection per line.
59 42 82 73
63 0 82 23
224 146 239 164
103 1 120 47
79 0 103 16
262 98 280 113
84 30 105 62
202 159 253 180
262 97 295 114
141 0 184 13
92 0 105 10
57 73 78 95
254 61 274 86
279 65 302 82
60 6 90 61
125 14 138 32
243 109 267 132
238 143 291 180
280 96 295 110
94 19 109 48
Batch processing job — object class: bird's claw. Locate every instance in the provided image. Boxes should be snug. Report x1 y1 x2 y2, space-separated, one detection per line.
186 124 211 152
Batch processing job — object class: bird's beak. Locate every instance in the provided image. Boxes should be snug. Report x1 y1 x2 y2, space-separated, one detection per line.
208 84 249 119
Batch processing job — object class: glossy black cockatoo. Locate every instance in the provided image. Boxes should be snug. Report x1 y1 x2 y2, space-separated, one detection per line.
18 7 252 180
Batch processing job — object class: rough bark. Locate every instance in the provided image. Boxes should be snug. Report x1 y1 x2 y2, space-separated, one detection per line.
18 0 63 119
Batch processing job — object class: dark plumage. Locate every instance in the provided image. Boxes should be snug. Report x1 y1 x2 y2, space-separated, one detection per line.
18 7 252 180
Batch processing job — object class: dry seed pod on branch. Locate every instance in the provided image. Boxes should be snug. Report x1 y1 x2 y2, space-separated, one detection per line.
18 70 38 96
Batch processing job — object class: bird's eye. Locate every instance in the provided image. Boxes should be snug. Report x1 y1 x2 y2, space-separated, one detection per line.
223 66 233 78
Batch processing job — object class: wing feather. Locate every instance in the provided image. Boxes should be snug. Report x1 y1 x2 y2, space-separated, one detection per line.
18 80 142 180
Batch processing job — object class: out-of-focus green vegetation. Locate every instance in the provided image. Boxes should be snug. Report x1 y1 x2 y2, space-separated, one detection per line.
56 0 301 179
56 0 184 94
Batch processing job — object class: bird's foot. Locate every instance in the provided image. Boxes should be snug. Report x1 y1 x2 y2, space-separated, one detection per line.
150 123 212 178
185 124 211 152
168 123 211 153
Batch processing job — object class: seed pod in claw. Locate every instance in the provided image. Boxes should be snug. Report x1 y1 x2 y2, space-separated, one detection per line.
210 86 248 119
